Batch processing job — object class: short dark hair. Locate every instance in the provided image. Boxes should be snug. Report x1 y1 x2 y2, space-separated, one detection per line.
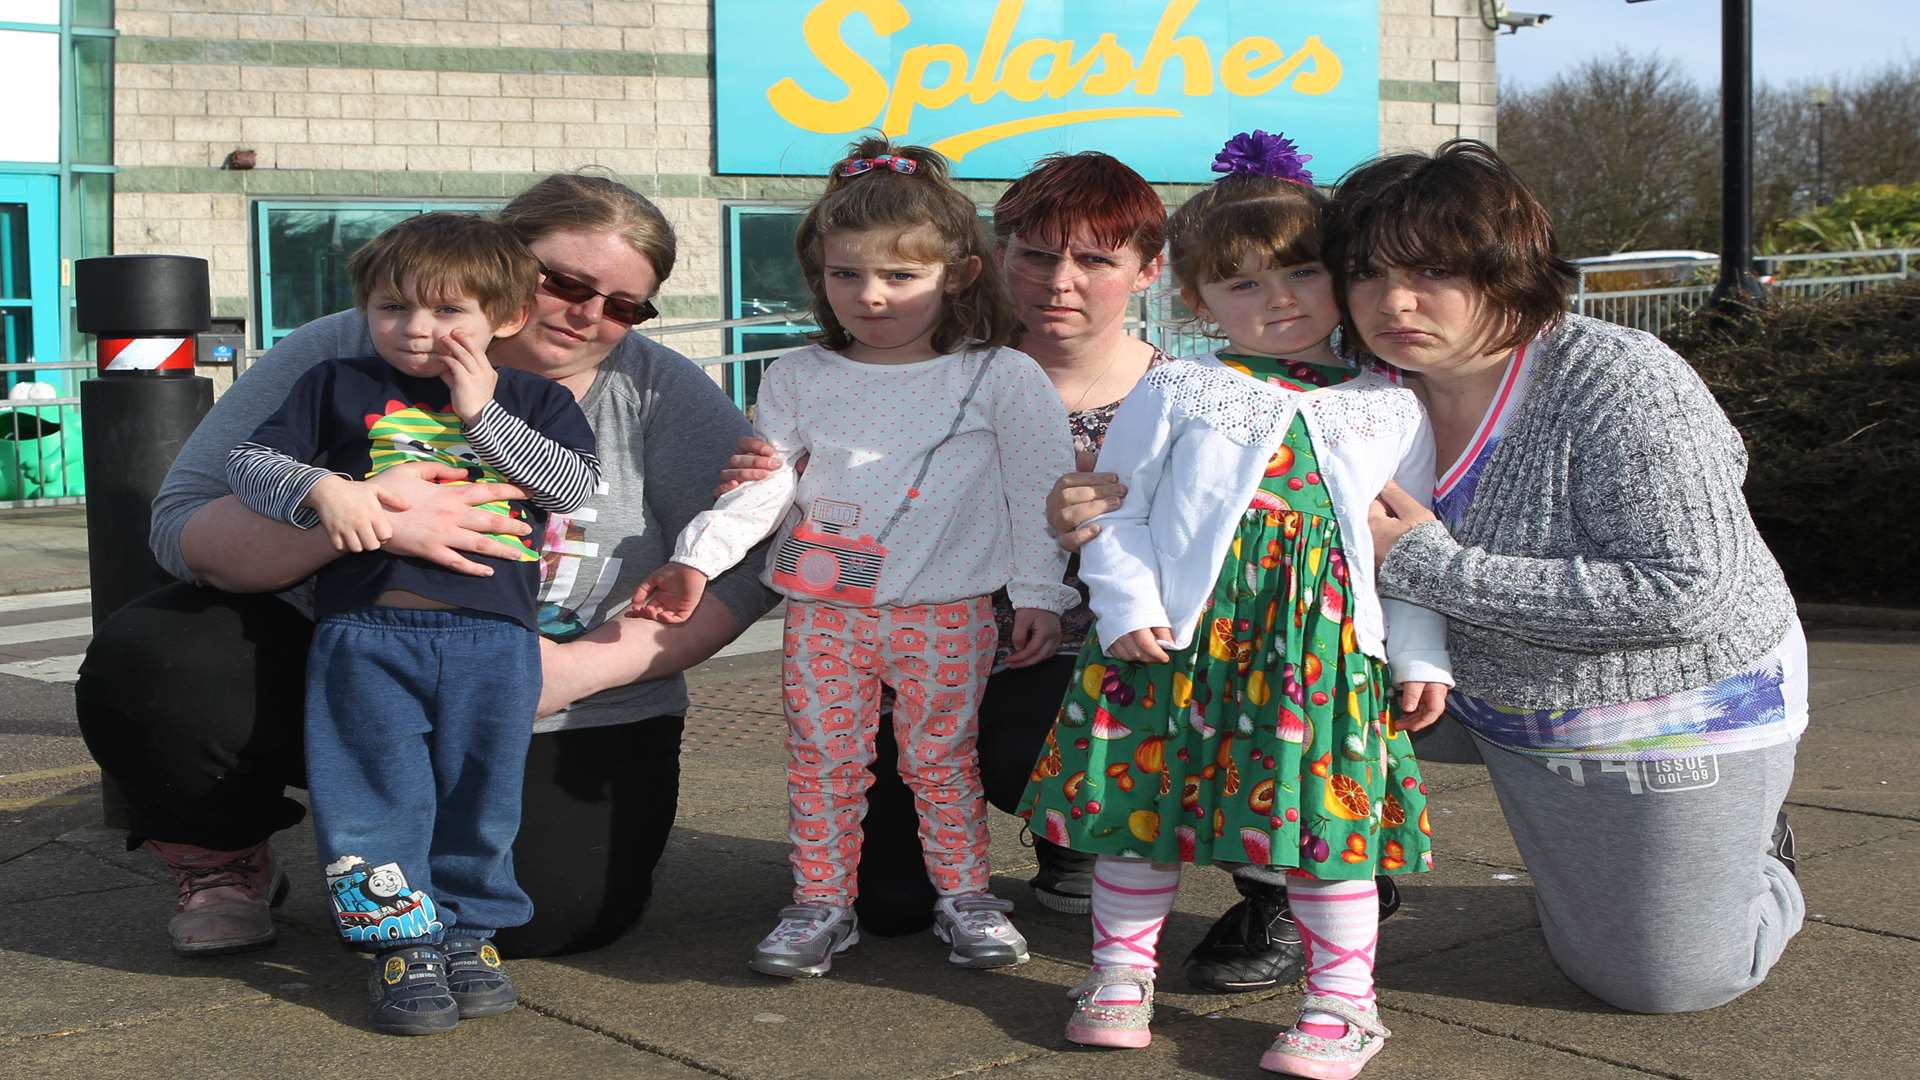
348 211 539 329
1325 139 1578 356
1166 174 1328 292
992 151 1167 266
795 136 1015 353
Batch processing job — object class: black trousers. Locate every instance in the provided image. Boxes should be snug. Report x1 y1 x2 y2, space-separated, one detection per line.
855 654 1076 935
74 581 682 958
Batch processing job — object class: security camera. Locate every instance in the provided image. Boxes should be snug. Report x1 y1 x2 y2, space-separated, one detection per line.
1495 10 1552 32
1484 1 1552 32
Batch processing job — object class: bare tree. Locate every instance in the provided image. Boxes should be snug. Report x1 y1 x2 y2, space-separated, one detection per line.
1498 52 1717 257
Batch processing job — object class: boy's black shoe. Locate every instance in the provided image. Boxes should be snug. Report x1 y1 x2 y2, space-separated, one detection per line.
1185 875 1402 992
444 938 518 1018
368 945 460 1036
1184 878 1304 992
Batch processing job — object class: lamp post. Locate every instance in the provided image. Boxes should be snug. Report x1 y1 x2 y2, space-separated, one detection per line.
1809 85 1833 207
1709 0 1768 312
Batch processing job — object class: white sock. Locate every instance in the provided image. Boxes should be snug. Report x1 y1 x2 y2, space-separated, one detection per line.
1288 875 1379 1031
1088 855 1180 1005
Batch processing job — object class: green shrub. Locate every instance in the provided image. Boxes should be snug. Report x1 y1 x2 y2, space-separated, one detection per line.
1764 181 1920 253
1662 280 1920 605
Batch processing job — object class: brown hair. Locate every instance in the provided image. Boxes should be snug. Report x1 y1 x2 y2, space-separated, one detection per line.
348 211 539 328
1325 139 1578 355
497 171 677 285
794 137 1016 353
992 151 1167 265
1165 174 1328 292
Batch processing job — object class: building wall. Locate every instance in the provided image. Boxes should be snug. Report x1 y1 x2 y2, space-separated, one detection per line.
110 0 1498 375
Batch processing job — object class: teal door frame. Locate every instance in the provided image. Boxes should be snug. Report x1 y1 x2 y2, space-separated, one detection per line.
0 173 62 383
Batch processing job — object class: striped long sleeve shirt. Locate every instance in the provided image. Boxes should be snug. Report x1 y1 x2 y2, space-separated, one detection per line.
223 353 599 629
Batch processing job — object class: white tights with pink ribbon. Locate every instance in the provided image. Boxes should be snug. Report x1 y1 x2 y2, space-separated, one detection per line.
1288 873 1380 1033
1088 855 1181 1004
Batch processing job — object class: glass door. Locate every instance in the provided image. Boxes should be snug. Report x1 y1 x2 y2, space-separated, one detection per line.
0 174 61 387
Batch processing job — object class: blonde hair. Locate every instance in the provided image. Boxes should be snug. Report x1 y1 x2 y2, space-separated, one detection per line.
497 172 677 284
794 137 1016 353
348 211 538 327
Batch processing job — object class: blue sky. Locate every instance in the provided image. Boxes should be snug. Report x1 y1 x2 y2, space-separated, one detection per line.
1495 0 1915 90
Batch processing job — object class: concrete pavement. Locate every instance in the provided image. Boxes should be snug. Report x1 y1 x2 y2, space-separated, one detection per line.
1 509 1917 1079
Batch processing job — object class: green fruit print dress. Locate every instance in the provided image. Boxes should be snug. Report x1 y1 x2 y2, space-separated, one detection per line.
1017 354 1433 881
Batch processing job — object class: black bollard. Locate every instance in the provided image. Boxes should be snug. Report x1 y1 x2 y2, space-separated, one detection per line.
76 255 215 828
75 255 214 627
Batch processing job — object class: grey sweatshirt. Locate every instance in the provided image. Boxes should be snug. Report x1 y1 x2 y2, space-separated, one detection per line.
1376 314 1796 710
150 310 780 732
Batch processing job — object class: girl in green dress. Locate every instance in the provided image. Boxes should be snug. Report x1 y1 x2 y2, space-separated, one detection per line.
1018 133 1451 1079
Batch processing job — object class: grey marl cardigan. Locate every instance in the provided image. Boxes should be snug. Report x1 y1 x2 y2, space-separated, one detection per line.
1376 313 1796 710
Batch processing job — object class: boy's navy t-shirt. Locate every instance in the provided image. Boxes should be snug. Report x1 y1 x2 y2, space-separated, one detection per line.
244 355 597 630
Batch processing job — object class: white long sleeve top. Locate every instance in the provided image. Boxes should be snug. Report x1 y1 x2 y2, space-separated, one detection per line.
670 345 1078 613
1082 353 1453 686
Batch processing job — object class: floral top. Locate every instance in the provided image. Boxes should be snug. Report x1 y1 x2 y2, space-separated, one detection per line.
991 346 1173 670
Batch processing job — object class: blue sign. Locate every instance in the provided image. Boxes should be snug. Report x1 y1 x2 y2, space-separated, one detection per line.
714 0 1381 184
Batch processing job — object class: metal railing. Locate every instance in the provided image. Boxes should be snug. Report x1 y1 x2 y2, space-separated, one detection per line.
0 361 91 510
6 246 1912 512
1570 247 1916 335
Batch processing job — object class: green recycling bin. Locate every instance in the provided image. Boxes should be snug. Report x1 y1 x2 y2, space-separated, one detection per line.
0 404 86 500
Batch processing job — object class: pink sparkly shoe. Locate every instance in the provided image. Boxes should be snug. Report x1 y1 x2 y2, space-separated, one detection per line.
1064 965 1155 1049
1259 995 1391 1078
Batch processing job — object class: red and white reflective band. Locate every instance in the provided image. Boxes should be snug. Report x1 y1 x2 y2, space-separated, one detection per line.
98 336 195 374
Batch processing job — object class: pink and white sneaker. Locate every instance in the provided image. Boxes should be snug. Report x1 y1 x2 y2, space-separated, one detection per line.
1064 965 1155 1049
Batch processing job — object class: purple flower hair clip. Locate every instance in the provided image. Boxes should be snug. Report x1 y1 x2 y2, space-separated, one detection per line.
1211 130 1314 185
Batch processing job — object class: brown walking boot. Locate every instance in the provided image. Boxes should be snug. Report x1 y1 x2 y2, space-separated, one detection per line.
146 839 290 956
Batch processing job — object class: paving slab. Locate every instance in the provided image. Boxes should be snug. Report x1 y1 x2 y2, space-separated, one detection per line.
1804 664 1920 712
0 880 336 1038
1800 823 1920 939
1800 680 1920 738
0 838 152 905
1783 721 1917 820
1801 630 1920 674
0 996 712 1078
1379 920 1915 1079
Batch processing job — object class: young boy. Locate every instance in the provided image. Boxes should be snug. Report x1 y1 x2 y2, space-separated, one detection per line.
225 212 600 1036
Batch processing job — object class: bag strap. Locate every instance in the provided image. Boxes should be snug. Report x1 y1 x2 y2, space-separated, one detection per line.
873 351 994 545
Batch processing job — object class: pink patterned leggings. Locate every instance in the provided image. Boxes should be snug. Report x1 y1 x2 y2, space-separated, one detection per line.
781 597 996 906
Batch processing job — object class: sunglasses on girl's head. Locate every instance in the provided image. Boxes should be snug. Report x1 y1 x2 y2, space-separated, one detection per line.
537 263 658 326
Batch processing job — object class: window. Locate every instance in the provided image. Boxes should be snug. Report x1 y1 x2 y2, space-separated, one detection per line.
253 201 500 347
722 205 814 409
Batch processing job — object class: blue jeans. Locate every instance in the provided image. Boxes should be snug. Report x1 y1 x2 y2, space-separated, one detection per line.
305 606 539 950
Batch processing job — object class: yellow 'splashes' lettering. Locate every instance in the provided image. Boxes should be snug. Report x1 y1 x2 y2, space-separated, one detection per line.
765 0 1348 153
767 0 903 134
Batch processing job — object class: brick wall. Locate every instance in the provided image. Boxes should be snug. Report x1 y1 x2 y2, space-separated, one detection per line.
113 0 1494 372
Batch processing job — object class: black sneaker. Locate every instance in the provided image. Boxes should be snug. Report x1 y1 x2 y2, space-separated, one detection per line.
368 945 459 1036
1028 837 1094 914
444 937 517 1018
1772 810 1797 877
1183 877 1304 992
1377 874 1402 922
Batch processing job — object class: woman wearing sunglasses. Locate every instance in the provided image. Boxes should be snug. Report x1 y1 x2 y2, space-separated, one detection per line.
76 173 780 961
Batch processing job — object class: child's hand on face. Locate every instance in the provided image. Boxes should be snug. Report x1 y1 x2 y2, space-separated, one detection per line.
1004 608 1063 668
439 329 498 424
626 562 709 623
305 475 410 553
1107 626 1175 664
1393 681 1449 732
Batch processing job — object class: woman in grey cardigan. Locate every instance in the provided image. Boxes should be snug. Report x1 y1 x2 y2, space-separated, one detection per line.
1345 141 1806 1013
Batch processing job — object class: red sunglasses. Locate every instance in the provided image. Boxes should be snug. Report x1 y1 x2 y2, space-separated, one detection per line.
537 263 658 326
